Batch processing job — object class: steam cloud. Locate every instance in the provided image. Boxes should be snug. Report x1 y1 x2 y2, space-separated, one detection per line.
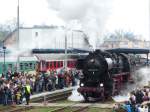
113 67 150 102
47 0 113 49
118 67 150 95
132 67 150 87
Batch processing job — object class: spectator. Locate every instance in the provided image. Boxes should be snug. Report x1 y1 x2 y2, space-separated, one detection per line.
129 92 136 105
144 105 149 112
112 104 119 112
15 88 21 104
3 84 9 105
124 101 132 112
138 105 144 112
0 69 79 105
24 81 31 105
135 89 144 104
143 92 149 102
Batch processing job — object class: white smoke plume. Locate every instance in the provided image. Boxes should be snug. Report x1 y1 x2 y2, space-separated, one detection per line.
47 0 113 49
113 67 150 102
67 80 84 102
132 67 150 87
118 67 150 95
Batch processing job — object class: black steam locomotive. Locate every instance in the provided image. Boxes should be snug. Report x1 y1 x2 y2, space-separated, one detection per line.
77 49 136 101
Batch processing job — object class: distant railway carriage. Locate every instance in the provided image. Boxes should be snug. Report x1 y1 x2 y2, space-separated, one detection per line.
36 54 85 72
0 56 38 75
0 52 86 75
19 57 38 72
32 48 89 72
38 59 76 72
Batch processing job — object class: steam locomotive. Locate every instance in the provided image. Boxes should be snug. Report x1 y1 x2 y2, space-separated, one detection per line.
77 49 142 101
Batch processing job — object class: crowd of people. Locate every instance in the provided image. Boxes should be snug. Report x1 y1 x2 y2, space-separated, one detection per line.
113 87 150 112
0 68 79 105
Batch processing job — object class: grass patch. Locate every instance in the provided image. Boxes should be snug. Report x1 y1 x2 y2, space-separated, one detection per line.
0 105 21 111
26 107 113 112
27 107 59 112
88 107 112 112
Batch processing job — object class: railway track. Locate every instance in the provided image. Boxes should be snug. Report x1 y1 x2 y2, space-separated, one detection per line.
1 105 89 112
50 103 91 112
0 106 12 112
31 89 72 103
50 106 89 112
72 106 89 112
0 106 33 112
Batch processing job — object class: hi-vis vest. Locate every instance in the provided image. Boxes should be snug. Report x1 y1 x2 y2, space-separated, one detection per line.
25 85 31 94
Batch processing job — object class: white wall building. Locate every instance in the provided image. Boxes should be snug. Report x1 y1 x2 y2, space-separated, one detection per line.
4 26 90 50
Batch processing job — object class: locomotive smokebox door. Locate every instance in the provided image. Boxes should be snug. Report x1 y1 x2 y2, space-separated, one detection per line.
76 58 85 69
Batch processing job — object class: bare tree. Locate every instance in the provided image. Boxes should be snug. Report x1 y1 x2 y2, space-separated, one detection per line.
0 18 18 41
104 30 136 41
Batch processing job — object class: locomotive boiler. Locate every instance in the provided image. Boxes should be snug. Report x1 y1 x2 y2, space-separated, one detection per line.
77 50 132 101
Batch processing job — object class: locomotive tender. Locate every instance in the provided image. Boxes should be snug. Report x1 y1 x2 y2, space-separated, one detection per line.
77 49 139 101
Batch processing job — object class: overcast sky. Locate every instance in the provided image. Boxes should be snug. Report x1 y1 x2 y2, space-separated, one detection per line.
0 0 149 40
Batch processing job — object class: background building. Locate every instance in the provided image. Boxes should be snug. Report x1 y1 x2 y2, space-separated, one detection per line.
3 26 90 50
99 31 150 49
100 38 150 49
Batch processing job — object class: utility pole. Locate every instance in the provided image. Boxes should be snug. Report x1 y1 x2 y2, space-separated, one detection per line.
17 0 19 48
149 0 150 41
3 44 6 78
17 0 20 72
64 33 67 71
72 31 73 48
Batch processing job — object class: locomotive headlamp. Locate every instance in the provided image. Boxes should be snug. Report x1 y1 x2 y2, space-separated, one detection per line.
90 59 94 63
81 83 84 86
100 83 103 87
